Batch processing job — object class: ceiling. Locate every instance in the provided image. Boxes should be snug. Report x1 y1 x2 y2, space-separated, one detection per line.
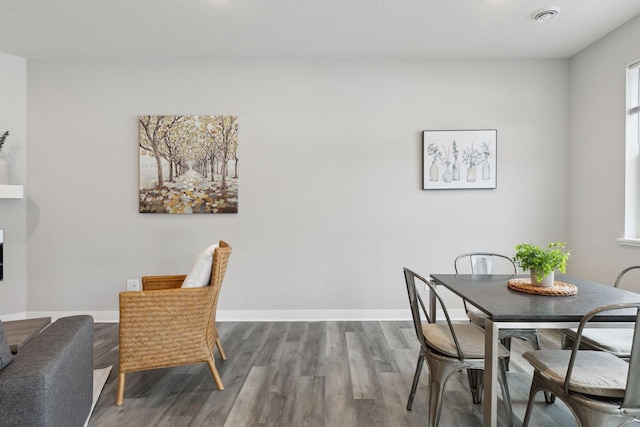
1 0 640 60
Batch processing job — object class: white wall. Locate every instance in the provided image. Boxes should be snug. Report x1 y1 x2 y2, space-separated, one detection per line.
24 59 569 320
0 53 27 318
568 15 640 287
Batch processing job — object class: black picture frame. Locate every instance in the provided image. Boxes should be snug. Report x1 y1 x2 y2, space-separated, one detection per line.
422 129 497 190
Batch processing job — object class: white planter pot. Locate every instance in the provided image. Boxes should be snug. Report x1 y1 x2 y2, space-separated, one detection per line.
530 269 554 287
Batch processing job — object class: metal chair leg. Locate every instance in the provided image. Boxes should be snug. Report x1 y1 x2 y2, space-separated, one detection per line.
501 337 512 371
427 358 462 427
518 330 541 350
528 332 555 403
467 368 483 404
407 353 425 410
516 330 555 403
522 373 541 427
498 359 514 427
561 333 574 350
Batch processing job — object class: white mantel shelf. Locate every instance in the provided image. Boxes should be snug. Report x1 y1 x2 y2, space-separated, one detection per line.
0 185 24 199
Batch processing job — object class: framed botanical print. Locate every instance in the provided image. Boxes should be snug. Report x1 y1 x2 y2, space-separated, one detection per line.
423 129 497 190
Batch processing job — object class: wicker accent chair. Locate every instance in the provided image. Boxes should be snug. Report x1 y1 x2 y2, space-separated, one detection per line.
116 241 232 406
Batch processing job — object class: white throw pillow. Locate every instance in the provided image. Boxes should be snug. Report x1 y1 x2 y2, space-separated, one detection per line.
181 244 218 288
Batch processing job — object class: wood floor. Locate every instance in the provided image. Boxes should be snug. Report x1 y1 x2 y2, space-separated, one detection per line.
89 321 579 427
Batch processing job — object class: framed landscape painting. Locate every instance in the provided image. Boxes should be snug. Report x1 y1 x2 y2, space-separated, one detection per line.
139 115 239 213
422 129 497 190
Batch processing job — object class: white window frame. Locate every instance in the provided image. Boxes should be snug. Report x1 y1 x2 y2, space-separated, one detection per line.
619 61 640 246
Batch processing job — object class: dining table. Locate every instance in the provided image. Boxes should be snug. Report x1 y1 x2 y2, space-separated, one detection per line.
429 273 640 427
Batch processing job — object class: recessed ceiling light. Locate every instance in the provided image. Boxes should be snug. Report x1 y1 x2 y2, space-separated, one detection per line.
533 7 560 23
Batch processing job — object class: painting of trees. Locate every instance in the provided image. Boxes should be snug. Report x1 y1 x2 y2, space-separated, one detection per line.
139 115 239 213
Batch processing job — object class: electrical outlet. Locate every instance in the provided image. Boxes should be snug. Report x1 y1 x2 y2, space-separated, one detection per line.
126 279 140 291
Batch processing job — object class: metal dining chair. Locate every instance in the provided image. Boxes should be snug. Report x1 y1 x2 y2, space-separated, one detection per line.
403 267 513 427
561 265 640 359
522 302 640 427
454 253 542 370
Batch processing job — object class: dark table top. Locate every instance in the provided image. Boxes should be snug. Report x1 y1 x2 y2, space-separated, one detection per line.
430 274 640 322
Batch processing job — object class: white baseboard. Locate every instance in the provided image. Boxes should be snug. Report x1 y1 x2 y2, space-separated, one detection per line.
0 312 30 321
216 309 416 322
4 308 468 323
23 311 120 323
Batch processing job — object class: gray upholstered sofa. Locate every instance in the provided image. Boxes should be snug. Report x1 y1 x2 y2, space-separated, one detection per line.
0 315 94 427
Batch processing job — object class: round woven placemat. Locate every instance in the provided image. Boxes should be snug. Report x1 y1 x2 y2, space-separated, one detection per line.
507 278 577 296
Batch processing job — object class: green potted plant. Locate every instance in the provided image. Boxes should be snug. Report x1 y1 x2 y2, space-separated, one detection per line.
513 241 571 287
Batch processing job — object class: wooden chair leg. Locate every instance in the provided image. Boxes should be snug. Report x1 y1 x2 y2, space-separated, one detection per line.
116 373 126 406
216 338 227 361
207 359 224 390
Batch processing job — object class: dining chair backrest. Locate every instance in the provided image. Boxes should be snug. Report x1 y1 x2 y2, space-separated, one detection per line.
568 302 640 413
403 268 431 353
454 252 517 275
614 266 640 288
403 267 466 361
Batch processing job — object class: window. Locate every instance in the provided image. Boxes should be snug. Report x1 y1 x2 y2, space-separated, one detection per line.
620 61 640 245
